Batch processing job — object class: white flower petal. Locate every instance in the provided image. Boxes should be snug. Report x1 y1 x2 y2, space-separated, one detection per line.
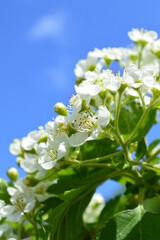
24 200 36 212
20 160 38 173
0 223 11 237
9 139 21 155
41 161 57 170
7 187 17 196
58 142 67 159
7 211 22 222
97 106 110 126
3 205 15 216
69 132 88 147
75 85 102 96
87 128 100 141
22 137 35 151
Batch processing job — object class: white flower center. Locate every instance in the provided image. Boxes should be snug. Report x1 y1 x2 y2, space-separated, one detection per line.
75 112 98 133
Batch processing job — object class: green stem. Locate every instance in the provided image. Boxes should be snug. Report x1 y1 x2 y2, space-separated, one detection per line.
23 213 38 240
125 108 149 146
138 88 146 109
24 212 35 225
34 220 39 240
18 222 22 240
114 91 132 162
65 158 81 165
80 163 116 168
66 151 123 168
139 188 145 207
80 150 123 164
115 92 122 133
132 161 154 169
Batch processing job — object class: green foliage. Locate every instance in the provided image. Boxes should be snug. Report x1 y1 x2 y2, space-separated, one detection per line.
0 178 10 203
80 138 119 160
119 101 156 142
98 195 121 229
98 206 160 240
47 168 117 239
136 138 147 160
119 101 143 140
148 138 160 154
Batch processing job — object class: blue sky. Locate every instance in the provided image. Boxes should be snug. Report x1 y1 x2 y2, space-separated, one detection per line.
1 0 160 180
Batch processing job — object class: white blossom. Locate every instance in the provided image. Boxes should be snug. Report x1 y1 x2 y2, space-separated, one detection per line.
37 133 69 169
9 139 22 155
83 193 105 223
74 51 97 78
69 106 110 147
22 127 48 151
128 28 157 44
6 181 36 222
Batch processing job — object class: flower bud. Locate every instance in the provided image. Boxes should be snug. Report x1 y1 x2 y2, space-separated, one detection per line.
99 90 107 100
54 102 68 116
7 167 18 181
129 142 138 153
24 175 39 187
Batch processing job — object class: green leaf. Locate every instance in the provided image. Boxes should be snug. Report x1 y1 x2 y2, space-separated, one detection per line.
119 101 156 142
134 109 156 142
119 101 143 140
80 138 119 160
98 206 160 240
48 186 94 240
136 138 147 160
48 168 118 240
55 192 94 240
144 196 160 213
41 197 63 213
0 178 10 203
148 139 160 154
98 195 120 229
48 168 115 195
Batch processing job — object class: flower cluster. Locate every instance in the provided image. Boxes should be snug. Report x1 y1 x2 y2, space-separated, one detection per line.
1 28 160 239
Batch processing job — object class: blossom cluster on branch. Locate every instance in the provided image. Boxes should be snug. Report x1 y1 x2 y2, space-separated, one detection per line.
1 28 160 240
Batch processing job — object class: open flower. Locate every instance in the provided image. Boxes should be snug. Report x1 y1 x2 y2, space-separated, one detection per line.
5 181 36 222
128 28 157 45
74 51 97 78
151 39 160 58
22 127 48 151
69 105 110 147
123 64 155 91
37 132 69 169
93 47 124 65
75 69 121 99
20 153 46 179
